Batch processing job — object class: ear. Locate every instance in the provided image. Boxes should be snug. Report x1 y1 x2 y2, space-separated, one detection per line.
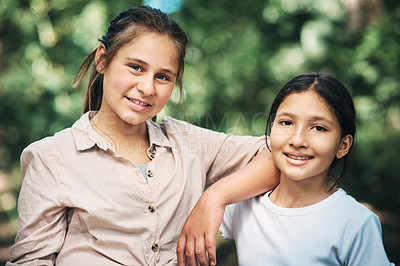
95 44 107 73
336 134 353 159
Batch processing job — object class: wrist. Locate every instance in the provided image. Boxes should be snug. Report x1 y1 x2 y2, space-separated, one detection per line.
204 183 229 207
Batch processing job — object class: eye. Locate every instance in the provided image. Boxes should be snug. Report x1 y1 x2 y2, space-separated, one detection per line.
130 65 142 72
155 73 170 81
279 120 292 126
313 125 327 132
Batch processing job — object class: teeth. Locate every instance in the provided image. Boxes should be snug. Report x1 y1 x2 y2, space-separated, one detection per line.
286 154 312 160
128 97 149 106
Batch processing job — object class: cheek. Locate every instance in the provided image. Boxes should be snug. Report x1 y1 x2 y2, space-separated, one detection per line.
158 86 174 104
312 137 340 159
270 138 284 170
113 76 132 93
269 130 285 150
105 68 133 93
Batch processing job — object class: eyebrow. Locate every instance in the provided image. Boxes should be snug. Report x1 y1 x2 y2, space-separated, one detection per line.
276 112 334 125
125 57 177 76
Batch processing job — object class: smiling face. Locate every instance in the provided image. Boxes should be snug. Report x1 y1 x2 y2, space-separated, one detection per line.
96 32 179 126
270 90 352 186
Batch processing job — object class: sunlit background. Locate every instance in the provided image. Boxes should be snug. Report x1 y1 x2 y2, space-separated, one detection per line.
0 0 399 264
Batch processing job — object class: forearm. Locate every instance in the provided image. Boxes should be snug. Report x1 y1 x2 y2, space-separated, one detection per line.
177 149 279 266
206 148 279 205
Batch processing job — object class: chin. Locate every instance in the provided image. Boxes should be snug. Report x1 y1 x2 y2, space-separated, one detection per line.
118 114 147 126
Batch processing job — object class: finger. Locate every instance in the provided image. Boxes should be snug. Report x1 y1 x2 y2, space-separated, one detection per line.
205 233 217 266
194 235 208 266
177 235 187 266
185 234 197 266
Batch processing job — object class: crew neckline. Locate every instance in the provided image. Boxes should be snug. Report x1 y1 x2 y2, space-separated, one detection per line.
260 188 346 217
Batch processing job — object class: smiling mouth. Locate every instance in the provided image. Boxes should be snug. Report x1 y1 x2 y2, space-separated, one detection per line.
285 153 314 160
125 97 151 106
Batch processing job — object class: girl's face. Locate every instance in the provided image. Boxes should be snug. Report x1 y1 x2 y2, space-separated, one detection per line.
96 32 179 126
270 90 352 185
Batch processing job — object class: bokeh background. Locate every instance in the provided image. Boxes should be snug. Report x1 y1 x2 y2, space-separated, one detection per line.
0 0 399 264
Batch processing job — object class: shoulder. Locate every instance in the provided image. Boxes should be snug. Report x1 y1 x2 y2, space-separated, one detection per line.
222 195 268 238
333 191 394 265
21 127 75 161
159 116 225 137
25 127 73 151
157 116 229 149
335 190 376 215
333 189 381 228
20 127 76 182
226 195 264 219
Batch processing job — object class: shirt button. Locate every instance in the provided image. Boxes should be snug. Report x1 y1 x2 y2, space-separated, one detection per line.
151 244 159 252
148 205 156 213
147 170 154 178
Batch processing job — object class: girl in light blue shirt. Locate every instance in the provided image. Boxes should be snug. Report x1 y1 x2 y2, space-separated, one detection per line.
220 73 394 266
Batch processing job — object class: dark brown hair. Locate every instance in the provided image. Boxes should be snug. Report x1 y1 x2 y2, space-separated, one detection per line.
72 6 188 113
265 73 356 189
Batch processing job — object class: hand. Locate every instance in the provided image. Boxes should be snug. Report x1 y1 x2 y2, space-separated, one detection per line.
177 149 279 265
177 188 225 266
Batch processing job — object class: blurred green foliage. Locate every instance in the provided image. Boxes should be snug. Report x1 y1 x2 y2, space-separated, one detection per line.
0 0 399 264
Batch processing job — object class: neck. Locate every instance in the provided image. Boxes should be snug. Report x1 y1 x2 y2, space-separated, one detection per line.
91 108 149 155
269 177 336 208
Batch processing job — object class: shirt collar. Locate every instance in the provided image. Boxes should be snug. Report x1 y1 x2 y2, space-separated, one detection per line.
71 111 171 152
71 112 110 151
146 119 171 148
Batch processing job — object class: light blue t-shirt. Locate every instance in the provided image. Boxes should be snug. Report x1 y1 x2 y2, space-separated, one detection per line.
136 164 148 183
220 188 394 266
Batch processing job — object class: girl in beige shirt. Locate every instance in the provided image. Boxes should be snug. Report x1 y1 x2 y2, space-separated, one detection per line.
7 6 278 266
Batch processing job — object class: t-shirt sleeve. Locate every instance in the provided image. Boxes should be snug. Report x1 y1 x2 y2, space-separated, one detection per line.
219 204 236 240
160 117 266 186
346 212 394 265
7 145 68 265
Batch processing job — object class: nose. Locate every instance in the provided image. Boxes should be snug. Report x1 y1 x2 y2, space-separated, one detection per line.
137 75 155 96
288 128 308 148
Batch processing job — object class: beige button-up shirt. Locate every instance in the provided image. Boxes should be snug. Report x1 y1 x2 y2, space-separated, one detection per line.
7 112 265 266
